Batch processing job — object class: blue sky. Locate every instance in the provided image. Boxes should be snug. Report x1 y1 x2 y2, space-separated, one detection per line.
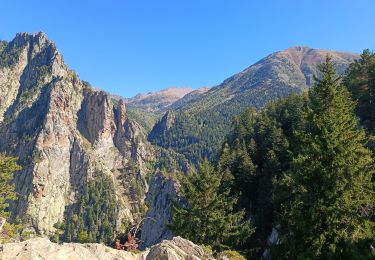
1 0 374 97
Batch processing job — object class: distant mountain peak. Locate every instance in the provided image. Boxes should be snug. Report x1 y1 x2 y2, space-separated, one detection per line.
125 86 196 113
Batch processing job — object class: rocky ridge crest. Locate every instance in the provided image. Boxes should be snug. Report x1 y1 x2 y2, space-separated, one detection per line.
0 32 155 236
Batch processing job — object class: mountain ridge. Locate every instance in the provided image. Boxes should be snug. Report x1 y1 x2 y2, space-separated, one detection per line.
0 32 166 238
148 46 359 163
0 32 362 250
124 86 194 113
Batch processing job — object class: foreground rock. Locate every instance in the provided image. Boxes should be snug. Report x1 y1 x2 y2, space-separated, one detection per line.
0 236 213 260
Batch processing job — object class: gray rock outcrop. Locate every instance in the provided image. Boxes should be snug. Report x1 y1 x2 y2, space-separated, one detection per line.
0 236 213 260
0 32 155 235
140 173 181 249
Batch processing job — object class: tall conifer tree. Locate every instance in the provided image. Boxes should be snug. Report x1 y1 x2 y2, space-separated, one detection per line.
274 56 375 258
168 159 253 251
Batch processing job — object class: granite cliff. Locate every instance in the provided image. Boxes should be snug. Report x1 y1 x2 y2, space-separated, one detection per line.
0 32 157 237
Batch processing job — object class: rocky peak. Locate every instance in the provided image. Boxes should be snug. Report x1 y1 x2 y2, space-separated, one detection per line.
148 110 176 142
0 32 157 236
272 46 358 87
0 32 68 121
8 32 63 69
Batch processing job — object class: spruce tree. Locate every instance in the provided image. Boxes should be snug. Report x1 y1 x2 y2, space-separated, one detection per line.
345 50 375 138
168 159 253 251
274 56 375 258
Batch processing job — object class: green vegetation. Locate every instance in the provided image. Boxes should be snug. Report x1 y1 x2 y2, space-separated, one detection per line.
0 40 7 53
219 250 247 260
0 153 22 242
0 40 23 68
61 172 119 245
119 159 148 218
218 94 307 256
213 55 375 258
345 49 375 150
149 85 300 164
273 57 374 259
0 154 21 218
168 159 253 251
126 107 159 133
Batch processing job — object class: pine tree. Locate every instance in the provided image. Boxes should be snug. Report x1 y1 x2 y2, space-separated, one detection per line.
274 56 375 259
168 159 253 251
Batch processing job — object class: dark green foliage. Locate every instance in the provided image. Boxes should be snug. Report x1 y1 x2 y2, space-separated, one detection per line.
0 40 23 68
62 172 119 245
168 160 253 251
273 57 375 259
0 40 7 53
148 51 353 166
345 50 375 152
345 49 375 133
214 55 375 258
126 108 159 133
149 85 298 164
217 94 307 255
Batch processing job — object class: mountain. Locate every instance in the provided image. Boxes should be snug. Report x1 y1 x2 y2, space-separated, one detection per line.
0 32 188 240
0 33 361 251
180 46 357 112
169 87 210 110
124 87 194 113
113 87 210 133
148 46 358 163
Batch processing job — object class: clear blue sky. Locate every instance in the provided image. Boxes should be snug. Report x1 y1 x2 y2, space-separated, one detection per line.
1 0 374 97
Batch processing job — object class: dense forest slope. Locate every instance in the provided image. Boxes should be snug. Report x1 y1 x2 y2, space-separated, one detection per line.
149 47 358 163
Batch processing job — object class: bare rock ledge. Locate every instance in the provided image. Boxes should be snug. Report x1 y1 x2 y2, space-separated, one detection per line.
0 236 214 260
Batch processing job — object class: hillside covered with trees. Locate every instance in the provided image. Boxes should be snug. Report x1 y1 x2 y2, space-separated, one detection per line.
168 54 375 259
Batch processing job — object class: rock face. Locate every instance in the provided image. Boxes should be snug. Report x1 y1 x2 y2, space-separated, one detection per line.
145 236 213 260
0 237 137 260
140 173 181 249
0 32 154 235
0 218 5 233
148 111 176 141
0 236 213 260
